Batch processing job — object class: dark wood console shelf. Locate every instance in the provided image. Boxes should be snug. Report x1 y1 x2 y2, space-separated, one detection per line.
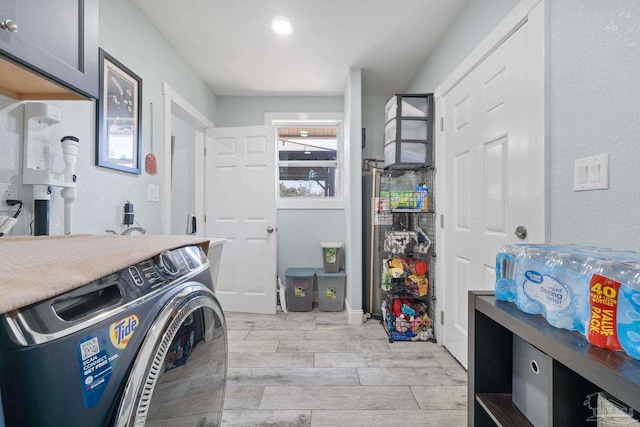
476 393 533 427
469 291 640 426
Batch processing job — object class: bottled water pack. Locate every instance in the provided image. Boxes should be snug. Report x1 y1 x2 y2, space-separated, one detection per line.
495 244 640 360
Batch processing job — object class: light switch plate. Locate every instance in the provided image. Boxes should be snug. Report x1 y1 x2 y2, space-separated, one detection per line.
574 154 609 191
148 184 160 202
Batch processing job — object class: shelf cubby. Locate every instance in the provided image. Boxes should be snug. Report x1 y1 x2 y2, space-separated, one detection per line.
469 291 640 426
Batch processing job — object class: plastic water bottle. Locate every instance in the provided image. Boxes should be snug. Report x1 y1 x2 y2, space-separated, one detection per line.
415 184 424 210
421 184 429 212
514 246 554 315
495 244 532 302
530 251 571 327
574 257 600 333
617 263 640 359
494 244 640 361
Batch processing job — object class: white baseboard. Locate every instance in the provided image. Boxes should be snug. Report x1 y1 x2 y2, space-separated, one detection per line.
345 299 364 325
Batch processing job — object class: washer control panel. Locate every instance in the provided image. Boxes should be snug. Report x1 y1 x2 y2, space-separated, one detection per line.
126 245 207 295
9 245 210 338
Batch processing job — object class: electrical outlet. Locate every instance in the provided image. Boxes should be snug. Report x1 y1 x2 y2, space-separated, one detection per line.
0 183 18 209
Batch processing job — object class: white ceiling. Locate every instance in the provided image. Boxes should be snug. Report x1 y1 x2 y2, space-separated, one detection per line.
132 0 467 96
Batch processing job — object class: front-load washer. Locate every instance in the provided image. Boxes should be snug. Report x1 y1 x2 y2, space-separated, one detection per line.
0 244 227 426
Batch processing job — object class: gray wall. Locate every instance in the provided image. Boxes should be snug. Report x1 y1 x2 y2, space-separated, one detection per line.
0 0 217 236
407 0 640 252
549 0 640 251
215 96 347 284
170 115 196 235
343 68 363 317
362 95 389 163
216 96 343 127
405 0 520 94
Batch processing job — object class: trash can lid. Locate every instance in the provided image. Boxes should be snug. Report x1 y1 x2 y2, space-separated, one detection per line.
315 268 346 277
320 242 343 248
285 268 316 277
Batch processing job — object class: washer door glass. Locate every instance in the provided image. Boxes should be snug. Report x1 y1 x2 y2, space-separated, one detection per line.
146 305 227 426
116 287 227 427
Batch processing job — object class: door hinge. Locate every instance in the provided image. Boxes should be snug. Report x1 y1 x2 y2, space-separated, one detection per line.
440 214 444 228
204 146 207 156
440 310 444 324
204 215 207 223
440 117 444 131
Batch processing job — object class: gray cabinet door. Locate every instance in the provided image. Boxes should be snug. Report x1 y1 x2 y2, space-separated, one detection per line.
0 0 98 98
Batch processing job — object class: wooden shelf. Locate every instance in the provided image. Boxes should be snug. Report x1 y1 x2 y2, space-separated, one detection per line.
0 58 84 101
476 393 533 427
475 295 640 411
469 291 640 427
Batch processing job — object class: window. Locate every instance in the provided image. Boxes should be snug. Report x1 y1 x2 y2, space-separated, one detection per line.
267 112 343 209
278 126 338 196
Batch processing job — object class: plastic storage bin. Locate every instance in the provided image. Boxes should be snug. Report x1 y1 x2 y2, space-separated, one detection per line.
385 95 430 123
384 119 428 144
316 269 346 311
383 93 433 169
321 242 342 273
384 141 428 165
285 268 315 312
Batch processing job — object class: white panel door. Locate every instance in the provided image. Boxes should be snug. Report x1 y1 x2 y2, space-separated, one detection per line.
442 20 546 367
205 125 277 314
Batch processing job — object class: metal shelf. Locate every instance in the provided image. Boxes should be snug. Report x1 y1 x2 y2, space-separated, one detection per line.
377 167 436 342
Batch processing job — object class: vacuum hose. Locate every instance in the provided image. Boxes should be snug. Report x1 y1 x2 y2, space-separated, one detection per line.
60 136 79 235
34 198 50 236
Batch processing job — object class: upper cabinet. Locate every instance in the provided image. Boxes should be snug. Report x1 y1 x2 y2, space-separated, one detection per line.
0 0 98 100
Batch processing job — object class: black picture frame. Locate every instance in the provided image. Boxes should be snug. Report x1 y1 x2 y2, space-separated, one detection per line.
96 49 142 174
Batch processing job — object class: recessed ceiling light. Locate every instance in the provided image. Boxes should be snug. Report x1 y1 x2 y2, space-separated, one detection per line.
300 130 308 137
272 16 293 35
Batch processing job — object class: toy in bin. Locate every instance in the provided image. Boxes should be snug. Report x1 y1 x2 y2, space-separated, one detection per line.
381 256 429 297
381 297 433 342
384 228 431 255
495 243 640 361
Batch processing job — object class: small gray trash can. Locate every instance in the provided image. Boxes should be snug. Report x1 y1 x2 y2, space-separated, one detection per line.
316 268 345 311
320 242 342 273
285 268 315 312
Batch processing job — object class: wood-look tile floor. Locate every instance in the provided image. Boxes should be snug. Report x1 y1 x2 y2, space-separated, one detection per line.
221 307 467 426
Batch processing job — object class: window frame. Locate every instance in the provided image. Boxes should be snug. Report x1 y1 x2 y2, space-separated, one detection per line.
266 112 344 210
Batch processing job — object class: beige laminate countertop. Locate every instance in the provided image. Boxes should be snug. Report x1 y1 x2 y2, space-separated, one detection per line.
0 234 210 314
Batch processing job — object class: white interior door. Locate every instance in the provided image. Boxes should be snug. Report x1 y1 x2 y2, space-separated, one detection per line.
205 125 277 314
442 16 546 367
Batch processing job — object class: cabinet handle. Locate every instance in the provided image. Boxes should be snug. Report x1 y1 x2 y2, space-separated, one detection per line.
0 19 18 32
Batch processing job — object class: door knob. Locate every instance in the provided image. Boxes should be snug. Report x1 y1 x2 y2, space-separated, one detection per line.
0 20 18 32
267 226 274 233
515 225 527 240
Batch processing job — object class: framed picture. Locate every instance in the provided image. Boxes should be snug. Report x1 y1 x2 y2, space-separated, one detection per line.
96 49 142 174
